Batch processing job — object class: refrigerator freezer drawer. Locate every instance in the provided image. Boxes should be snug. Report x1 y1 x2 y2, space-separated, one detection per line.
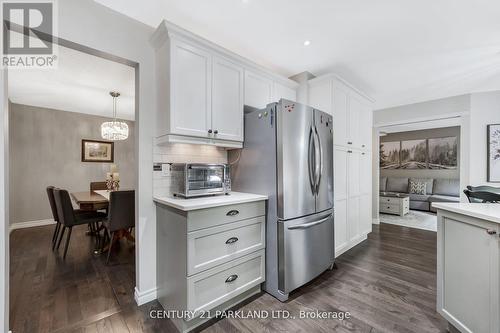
278 212 334 294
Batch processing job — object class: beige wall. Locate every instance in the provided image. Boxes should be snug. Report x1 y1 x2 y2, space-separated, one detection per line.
9 103 135 224
380 126 460 181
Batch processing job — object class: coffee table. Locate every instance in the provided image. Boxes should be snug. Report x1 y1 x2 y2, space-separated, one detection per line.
379 192 410 216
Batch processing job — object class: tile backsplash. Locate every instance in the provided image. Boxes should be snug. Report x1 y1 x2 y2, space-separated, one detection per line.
153 143 228 197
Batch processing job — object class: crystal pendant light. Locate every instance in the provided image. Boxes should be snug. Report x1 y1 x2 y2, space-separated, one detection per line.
101 91 129 141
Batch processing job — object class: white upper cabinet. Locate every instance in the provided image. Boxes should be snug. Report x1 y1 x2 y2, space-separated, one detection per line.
272 82 297 102
170 39 212 138
308 79 332 115
151 21 297 148
212 56 244 142
308 75 373 150
332 82 349 147
244 70 273 109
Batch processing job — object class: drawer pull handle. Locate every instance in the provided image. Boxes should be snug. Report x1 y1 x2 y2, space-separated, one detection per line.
486 230 497 235
226 210 239 216
225 274 238 283
347 141 353 145
225 237 239 244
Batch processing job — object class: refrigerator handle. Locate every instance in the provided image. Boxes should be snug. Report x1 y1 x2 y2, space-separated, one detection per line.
308 127 316 195
313 125 322 192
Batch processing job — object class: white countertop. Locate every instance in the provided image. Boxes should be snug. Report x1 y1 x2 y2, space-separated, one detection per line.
432 202 500 224
153 192 268 211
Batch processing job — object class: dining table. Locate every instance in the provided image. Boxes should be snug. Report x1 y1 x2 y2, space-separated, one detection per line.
71 190 110 211
70 189 135 254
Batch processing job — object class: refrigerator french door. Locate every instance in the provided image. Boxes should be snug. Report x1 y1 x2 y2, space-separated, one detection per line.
231 99 334 302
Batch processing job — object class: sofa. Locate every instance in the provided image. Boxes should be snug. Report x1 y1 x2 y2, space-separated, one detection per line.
380 177 460 212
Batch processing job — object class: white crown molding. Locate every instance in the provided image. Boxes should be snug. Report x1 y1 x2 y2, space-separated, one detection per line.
150 20 298 89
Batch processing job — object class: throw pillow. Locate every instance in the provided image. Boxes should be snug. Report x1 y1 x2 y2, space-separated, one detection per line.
409 180 426 195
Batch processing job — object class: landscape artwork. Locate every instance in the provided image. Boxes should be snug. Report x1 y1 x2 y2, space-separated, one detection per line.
428 136 458 169
380 141 400 169
400 140 427 169
488 124 500 182
81 139 114 163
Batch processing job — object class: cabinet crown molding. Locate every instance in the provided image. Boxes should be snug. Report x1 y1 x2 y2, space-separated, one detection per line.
150 20 297 89
308 73 375 103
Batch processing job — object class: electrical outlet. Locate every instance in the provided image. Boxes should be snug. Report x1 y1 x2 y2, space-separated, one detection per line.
161 164 171 177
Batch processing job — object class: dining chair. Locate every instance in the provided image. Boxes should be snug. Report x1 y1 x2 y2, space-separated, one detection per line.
464 189 500 203
90 181 108 192
54 189 107 259
102 190 135 264
46 186 61 250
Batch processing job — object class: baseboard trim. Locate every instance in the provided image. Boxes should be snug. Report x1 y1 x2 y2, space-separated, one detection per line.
134 286 157 306
10 219 55 233
372 217 380 224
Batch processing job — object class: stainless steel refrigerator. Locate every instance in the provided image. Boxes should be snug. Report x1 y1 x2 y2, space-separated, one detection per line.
231 99 334 302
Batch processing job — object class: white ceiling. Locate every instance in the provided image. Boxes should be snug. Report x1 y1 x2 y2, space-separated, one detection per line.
96 0 500 110
8 41 135 120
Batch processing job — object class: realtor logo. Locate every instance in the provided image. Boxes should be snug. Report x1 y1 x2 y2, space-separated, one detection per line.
2 1 58 68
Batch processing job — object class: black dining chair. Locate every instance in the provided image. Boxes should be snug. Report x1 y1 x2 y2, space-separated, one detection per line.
101 190 135 264
46 186 61 250
54 189 107 259
464 189 500 203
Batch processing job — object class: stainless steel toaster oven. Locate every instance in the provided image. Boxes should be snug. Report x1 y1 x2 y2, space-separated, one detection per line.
171 163 231 198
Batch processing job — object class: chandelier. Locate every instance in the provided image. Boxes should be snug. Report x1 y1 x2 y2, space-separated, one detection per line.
101 91 129 141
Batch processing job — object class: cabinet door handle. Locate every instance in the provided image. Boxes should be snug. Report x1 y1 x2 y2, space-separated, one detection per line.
214 130 219 134
226 210 239 216
347 141 353 145
486 229 497 235
347 150 353 153
208 129 213 134
225 274 238 283
362 144 365 148
225 237 239 244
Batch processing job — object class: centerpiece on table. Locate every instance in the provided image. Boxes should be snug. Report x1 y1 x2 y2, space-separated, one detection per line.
106 164 120 191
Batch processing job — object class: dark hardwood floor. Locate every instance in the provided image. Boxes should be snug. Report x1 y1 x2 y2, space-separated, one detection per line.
10 223 447 333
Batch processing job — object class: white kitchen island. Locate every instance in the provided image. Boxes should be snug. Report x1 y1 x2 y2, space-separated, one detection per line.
433 203 500 333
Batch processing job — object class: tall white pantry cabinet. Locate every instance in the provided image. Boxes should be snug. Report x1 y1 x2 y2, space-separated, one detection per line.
308 75 374 257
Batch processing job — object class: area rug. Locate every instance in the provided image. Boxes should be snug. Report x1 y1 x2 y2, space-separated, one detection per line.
379 210 437 232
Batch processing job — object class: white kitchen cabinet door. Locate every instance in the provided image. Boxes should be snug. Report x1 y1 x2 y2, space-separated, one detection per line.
438 217 500 333
347 196 360 242
334 198 348 256
359 194 372 235
273 82 296 102
347 150 361 197
359 151 372 195
244 70 273 109
358 102 373 150
332 82 349 146
348 94 363 148
308 80 332 115
334 147 348 201
170 38 212 138
212 56 244 142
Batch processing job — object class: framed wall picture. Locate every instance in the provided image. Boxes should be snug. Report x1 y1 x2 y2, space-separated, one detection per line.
380 141 401 169
428 136 458 169
400 139 427 169
81 139 114 163
487 124 500 182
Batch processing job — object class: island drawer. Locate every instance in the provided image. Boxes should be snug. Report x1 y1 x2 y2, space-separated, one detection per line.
186 249 265 316
187 201 265 231
380 203 400 214
187 216 265 275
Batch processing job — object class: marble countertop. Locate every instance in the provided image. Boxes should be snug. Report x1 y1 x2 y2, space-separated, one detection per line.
153 191 268 211
432 202 500 224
